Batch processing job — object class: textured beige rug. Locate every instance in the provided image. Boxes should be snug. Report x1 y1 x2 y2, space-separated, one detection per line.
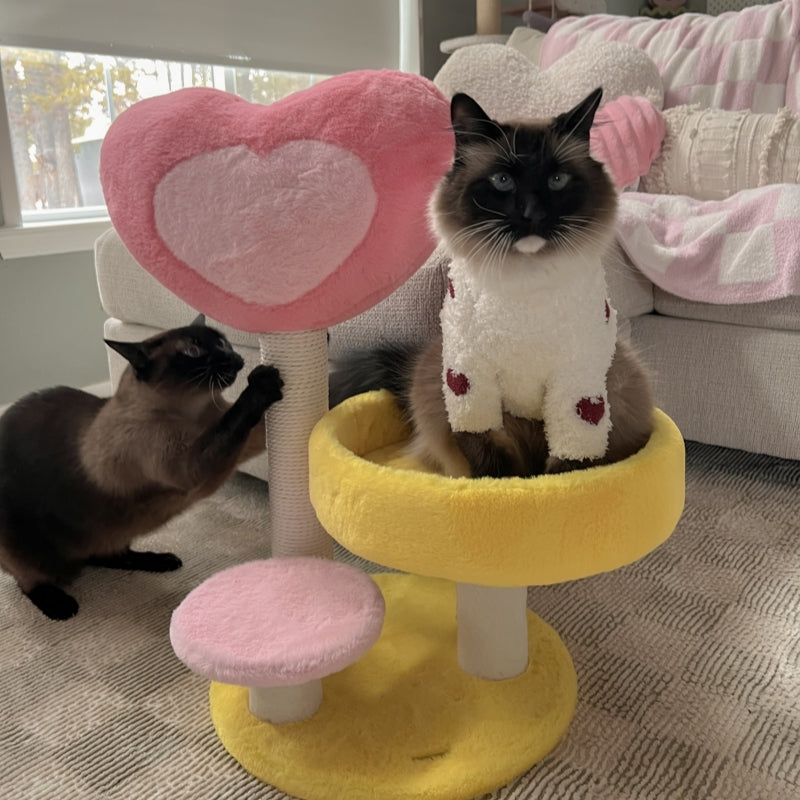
2 442 798 800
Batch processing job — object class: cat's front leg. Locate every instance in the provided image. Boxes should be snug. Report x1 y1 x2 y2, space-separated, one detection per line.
183 364 284 485
441 356 504 437
542 377 611 469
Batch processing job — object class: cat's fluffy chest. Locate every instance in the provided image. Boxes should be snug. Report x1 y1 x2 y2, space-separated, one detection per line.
440 254 618 460
446 253 614 350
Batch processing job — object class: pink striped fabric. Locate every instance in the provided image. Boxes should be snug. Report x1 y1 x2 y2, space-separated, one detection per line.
540 0 800 113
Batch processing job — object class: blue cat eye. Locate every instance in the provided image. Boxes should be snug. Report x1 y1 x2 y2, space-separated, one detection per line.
547 171 571 191
488 172 515 192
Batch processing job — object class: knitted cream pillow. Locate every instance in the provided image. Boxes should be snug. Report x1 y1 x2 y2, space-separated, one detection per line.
640 105 800 200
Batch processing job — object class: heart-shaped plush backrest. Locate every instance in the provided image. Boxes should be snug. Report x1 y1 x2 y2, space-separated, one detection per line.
100 71 454 332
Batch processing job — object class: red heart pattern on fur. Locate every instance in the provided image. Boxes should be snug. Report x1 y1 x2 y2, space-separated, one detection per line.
576 396 605 425
446 369 470 396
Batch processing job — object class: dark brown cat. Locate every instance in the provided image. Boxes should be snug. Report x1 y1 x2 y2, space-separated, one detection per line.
330 90 654 478
0 319 283 619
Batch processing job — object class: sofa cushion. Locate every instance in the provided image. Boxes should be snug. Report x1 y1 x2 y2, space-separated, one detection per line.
603 241 656 320
327 250 449 358
630 314 800 460
95 228 262 349
653 288 800 332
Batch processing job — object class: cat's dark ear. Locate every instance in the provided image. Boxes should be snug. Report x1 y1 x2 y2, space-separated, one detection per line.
104 339 151 379
190 313 206 327
554 87 603 140
450 93 495 145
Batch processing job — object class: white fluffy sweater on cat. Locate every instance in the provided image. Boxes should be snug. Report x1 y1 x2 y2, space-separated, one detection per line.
440 248 617 462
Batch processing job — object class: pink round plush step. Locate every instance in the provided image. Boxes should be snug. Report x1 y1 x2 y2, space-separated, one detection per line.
170 558 385 686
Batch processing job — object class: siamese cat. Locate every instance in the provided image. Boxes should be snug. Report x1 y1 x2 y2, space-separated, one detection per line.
330 90 654 478
0 318 283 619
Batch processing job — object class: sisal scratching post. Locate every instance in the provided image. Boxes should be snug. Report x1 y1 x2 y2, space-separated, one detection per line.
259 330 330 558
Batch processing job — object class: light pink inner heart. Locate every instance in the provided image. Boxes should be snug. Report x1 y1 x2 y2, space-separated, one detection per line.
154 141 377 308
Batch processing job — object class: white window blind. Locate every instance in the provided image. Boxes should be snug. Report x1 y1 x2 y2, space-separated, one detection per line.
0 1 406 76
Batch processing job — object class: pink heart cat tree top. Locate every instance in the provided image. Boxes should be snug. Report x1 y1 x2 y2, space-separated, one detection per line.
99 71 453 332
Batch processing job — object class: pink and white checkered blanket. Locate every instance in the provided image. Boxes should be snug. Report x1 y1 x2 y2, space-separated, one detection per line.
541 0 800 302
540 0 800 113
616 185 800 304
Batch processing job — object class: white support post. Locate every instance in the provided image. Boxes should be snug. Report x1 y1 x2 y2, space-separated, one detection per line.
259 329 333 559
249 680 323 724
456 583 529 680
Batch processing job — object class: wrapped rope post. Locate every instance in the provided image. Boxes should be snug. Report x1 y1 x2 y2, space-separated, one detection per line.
259 330 332 559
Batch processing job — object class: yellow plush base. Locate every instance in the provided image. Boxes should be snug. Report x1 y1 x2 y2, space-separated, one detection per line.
210 573 577 800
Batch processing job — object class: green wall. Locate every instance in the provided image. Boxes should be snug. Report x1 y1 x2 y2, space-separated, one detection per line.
0 250 109 406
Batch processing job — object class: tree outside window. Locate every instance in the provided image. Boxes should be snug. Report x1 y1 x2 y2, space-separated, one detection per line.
0 47 327 220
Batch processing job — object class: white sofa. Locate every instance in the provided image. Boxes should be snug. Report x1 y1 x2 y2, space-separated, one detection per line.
96 219 800 465
95 6 800 465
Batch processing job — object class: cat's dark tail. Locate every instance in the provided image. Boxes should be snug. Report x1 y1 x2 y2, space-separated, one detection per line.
329 343 422 410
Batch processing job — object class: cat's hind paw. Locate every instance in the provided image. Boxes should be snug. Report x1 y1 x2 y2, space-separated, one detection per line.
89 549 182 572
26 583 79 620
544 455 599 475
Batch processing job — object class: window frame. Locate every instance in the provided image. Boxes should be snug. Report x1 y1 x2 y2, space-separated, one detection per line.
0 0 421 260
1 64 109 258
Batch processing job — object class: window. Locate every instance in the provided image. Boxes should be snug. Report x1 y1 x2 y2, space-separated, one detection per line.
0 0 418 258
1 47 327 223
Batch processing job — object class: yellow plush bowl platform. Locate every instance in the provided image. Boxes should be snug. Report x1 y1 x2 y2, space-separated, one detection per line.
309 391 685 586
210 573 577 800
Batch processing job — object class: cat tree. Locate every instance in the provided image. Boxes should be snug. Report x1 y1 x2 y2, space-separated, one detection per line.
100 70 685 800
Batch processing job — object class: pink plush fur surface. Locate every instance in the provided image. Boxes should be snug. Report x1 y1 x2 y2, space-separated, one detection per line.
169 558 385 686
100 71 454 332
591 95 665 190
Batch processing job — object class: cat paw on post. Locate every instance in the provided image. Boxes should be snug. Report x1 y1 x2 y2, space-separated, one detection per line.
247 364 284 407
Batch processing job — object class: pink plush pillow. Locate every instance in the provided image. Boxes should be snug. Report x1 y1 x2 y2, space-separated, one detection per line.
591 95 665 190
100 71 453 332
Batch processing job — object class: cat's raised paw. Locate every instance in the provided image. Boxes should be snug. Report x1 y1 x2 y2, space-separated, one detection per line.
247 364 284 405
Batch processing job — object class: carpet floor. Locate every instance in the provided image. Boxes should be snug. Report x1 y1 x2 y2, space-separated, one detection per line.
1 441 798 799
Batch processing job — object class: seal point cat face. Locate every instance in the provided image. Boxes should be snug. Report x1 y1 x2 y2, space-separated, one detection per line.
105 326 244 391
430 89 617 270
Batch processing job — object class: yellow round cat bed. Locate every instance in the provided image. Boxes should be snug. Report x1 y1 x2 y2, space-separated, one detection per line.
309 390 685 587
